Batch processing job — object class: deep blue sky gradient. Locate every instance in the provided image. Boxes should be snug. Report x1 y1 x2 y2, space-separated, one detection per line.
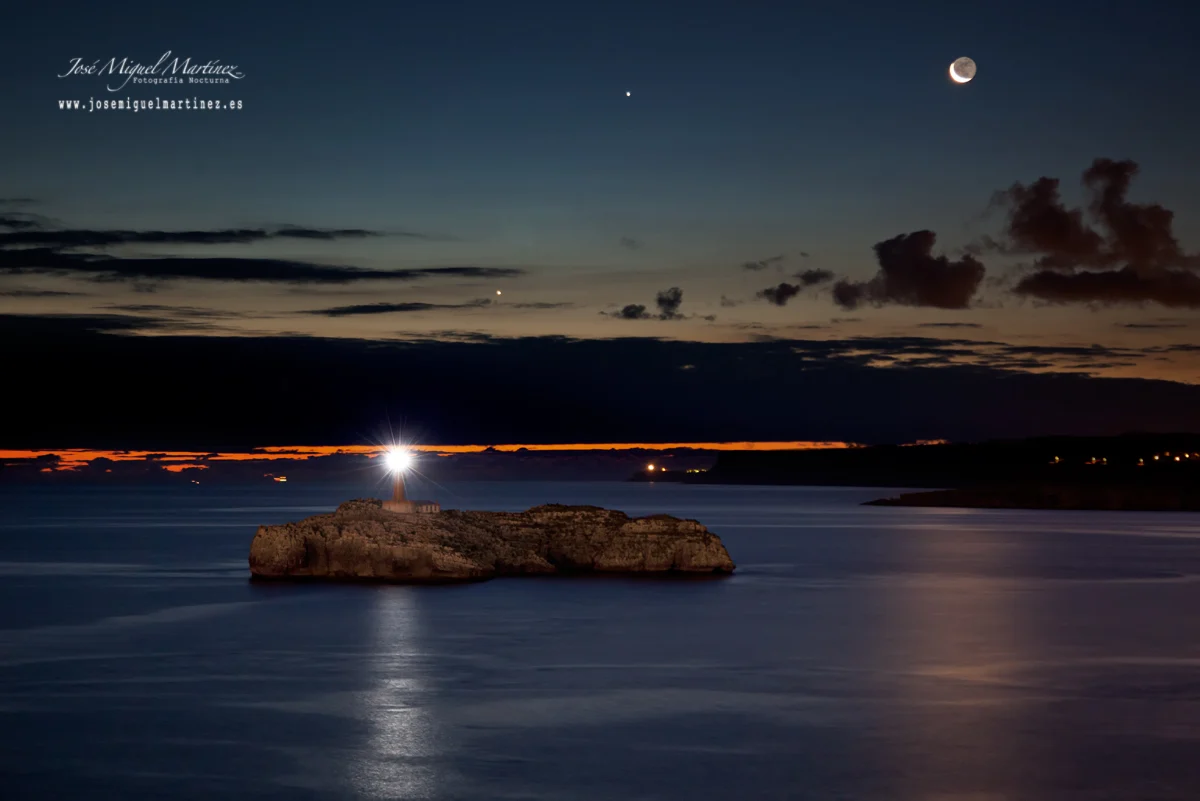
5 1 1197 247
2 1 1200 448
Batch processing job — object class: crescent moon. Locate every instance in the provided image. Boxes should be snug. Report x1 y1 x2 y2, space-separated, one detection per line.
949 63 970 83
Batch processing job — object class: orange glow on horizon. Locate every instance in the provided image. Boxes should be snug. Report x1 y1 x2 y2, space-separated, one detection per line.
1 440 854 471
163 463 208 473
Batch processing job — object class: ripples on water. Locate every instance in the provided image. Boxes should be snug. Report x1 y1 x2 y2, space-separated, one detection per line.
2 482 1200 800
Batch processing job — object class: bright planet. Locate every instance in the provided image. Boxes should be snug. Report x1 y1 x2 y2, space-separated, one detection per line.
950 56 976 83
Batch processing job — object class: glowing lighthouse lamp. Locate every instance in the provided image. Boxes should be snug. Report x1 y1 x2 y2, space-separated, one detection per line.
381 447 440 515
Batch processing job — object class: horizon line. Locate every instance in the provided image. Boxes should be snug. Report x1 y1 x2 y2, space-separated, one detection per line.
1 441 858 472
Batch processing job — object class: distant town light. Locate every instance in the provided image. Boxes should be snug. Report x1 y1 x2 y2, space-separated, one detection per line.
1176 456 1182 462
647 463 655 471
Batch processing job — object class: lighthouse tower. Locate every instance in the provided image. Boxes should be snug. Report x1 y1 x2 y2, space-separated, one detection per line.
382 450 441 514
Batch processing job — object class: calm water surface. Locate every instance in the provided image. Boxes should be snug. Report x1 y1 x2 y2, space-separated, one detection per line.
3 481 1200 800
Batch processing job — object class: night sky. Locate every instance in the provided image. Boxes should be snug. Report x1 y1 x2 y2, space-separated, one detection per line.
3 1 1199 447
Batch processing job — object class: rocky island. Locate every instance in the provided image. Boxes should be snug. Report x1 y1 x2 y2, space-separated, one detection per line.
248 499 736 583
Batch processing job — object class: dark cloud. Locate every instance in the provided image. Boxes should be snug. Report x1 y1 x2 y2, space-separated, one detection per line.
719 295 742 308
833 230 985 310
656 287 683 319
619 237 642 250
0 312 205 335
0 210 63 232
0 199 55 231
990 158 1200 306
609 304 650 320
741 255 785 271
0 288 86 297
1083 158 1190 270
304 299 491 317
0 225 383 249
4 316 1200 449
273 226 390 240
0 220 482 285
1014 266 1200 307
796 268 833 286
605 287 687 320
990 178 1104 269
511 302 573 310
755 270 832 305
757 283 801 307
104 304 249 320
1120 321 1188 329
410 330 496 343
0 247 525 285
916 322 983 329
0 214 47 231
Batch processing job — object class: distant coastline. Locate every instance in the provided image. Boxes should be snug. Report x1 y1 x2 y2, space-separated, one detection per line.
864 484 1200 512
630 433 1200 512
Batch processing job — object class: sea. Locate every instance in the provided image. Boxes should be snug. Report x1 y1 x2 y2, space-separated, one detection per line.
3 481 1200 800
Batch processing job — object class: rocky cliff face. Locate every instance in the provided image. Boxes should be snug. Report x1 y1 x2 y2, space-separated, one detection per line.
248 499 736 582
